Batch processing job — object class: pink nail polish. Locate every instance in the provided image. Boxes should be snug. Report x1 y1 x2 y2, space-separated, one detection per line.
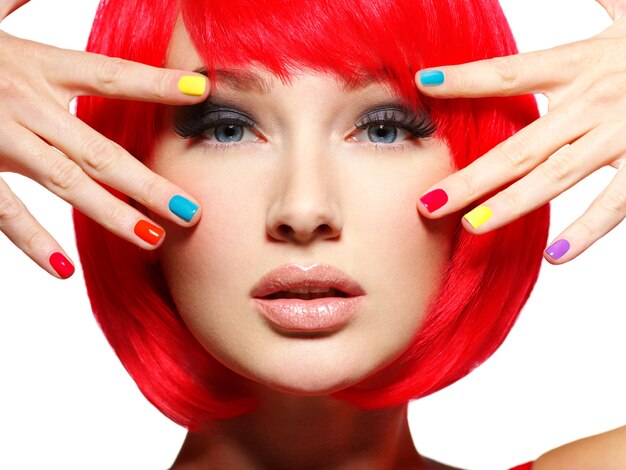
420 189 448 212
49 252 75 279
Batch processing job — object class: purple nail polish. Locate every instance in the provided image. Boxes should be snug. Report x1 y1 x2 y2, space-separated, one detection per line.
545 239 570 260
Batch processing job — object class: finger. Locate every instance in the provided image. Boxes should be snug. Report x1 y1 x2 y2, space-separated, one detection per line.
596 0 626 20
458 123 620 235
0 0 29 21
415 44 583 98
4 127 168 250
417 98 594 218
48 48 209 104
544 163 626 264
0 175 75 279
21 102 202 228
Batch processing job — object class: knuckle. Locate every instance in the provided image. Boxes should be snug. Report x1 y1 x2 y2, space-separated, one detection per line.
454 170 477 201
585 74 623 104
48 158 84 192
0 193 21 223
454 69 474 94
94 57 126 94
22 228 49 254
0 73 29 100
82 138 121 175
541 152 577 184
598 189 626 216
497 189 523 217
151 73 171 101
492 56 523 89
498 136 533 173
140 176 167 208
103 203 130 232
578 218 597 239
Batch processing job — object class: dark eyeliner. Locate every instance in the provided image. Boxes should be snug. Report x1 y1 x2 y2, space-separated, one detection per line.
355 105 436 139
174 100 256 139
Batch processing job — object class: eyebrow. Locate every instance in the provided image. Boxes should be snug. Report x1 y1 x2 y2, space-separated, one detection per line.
193 66 386 95
194 67 273 94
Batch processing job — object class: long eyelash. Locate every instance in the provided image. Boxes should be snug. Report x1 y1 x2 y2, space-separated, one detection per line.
355 107 437 139
174 103 256 139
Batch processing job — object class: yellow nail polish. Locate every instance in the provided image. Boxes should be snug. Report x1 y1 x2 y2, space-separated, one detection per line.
464 205 492 229
178 76 206 96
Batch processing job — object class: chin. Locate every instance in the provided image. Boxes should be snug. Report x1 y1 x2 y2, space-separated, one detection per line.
237 340 382 397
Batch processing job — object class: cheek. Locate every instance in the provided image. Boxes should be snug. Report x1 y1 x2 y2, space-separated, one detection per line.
345 158 457 347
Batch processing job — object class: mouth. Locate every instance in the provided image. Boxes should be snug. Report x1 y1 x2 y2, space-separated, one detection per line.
250 263 365 299
263 287 350 300
250 263 366 331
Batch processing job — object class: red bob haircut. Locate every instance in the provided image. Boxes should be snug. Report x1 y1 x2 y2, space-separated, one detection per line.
75 0 549 429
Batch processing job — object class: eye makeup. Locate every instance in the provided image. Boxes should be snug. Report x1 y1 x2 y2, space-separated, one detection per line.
173 98 437 146
354 105 436 140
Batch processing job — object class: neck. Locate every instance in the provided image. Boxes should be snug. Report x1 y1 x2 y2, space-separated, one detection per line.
171 383 429 469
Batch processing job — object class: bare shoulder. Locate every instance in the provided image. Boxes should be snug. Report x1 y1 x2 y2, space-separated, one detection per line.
533 425 626 469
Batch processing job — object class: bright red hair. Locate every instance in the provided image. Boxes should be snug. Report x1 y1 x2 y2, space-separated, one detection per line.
75 0 549 429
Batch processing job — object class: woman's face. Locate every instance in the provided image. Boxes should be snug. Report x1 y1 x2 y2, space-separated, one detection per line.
150 19 458 395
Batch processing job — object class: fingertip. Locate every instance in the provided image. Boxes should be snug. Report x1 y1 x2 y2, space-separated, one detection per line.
416 69 446 88
168 195 201 224
49 251 75 279
134 219 166 246
419 188 449 214
544 238 570 263
177 74 208 98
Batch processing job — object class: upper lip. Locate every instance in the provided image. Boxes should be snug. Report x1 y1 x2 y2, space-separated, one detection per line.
250 263 366 298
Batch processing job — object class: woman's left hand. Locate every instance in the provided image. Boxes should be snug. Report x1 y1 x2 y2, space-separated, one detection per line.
415 0 626 264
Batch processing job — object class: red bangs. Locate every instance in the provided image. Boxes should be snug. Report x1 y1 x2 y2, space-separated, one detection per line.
180 0 437 111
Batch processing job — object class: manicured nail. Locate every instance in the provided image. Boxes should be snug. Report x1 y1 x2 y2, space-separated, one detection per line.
463 205 492 229
420 188 448 213
178 75 206 96
545 239 570 260
169 195 199 222
49 252 75 279
134 220 165 245
419 70 445 86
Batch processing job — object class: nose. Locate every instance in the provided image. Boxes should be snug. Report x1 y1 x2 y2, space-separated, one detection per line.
266 146 343 244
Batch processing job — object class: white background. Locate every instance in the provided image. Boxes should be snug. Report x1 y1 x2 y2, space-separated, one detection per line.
0 1 624 469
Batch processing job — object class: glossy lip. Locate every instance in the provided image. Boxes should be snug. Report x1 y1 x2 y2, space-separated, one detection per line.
249 263 366 299
249 263 366 332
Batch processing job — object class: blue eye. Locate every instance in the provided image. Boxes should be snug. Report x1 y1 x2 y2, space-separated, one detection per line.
367 124 400 143
213 124 245 142
355 106 436 144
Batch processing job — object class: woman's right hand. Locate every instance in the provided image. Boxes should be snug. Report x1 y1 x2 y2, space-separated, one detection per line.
0 0 208 279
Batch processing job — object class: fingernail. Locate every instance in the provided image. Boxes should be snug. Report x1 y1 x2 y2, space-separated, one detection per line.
463 205 492 229
134 220 165 245
169 195 199 222
420 188 448 213
545 239 570 260
178 75 206 96
419 70 445 86
49 252 75 279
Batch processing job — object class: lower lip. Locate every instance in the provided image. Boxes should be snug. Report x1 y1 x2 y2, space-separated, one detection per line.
250 296 366 331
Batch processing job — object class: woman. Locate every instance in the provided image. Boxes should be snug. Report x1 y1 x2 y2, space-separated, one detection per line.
1 0 624 470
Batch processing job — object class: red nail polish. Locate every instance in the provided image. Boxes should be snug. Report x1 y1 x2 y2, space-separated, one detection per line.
420 188 448 213
49 252 75 279
134 220 165 245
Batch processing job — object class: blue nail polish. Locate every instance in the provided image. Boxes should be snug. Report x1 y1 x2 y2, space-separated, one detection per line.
419 70 445 86
169 195 199 222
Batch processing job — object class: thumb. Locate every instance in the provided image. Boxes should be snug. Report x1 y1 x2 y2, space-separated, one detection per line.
595 0 626 20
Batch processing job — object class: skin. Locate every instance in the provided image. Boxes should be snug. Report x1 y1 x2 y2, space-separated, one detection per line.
149 18 460 470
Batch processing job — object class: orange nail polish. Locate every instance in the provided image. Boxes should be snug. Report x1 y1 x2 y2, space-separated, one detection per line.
134 220 164 245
